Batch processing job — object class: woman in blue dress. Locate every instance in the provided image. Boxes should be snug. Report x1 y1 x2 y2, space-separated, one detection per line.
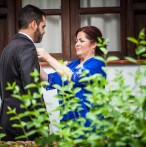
37 26 106 126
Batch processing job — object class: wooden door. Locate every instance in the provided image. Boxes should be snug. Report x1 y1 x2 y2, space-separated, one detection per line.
0 0 16 54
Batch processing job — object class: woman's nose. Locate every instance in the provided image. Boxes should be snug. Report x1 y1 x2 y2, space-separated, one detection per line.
75 41 79 47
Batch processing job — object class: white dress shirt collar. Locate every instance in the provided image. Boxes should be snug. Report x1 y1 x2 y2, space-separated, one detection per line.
19 32 34 44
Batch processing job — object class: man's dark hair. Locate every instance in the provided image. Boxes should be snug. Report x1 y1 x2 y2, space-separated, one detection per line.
18 4 46 29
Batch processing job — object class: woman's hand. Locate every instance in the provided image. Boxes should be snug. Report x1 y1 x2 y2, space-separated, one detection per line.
37 48 72 81
37 48 50 62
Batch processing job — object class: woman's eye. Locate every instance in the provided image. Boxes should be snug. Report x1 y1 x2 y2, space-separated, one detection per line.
75 39 85 43
80 40 85 43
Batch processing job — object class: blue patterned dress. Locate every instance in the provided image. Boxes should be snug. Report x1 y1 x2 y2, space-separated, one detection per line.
46 57 106 126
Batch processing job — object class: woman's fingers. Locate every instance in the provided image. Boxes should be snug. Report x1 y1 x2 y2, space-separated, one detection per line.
36 48 50 61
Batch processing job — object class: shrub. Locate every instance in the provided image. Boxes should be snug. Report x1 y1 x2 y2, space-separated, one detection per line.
0 29 146 147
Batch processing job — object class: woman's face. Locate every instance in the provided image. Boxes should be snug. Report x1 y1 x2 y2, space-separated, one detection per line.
75 31 96 59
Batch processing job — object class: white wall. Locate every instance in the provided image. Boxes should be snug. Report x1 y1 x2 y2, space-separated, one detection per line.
42 65 146 126
107 65 139 85
43 65 141 105
0 65 145 132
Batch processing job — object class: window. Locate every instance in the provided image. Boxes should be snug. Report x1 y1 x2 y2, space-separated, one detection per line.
14 0 146 61
70 0 126 59
20 0 70 60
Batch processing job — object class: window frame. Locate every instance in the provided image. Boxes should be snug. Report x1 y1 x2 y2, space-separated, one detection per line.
15 0 146 65
15 0 71 60
70 0 127 60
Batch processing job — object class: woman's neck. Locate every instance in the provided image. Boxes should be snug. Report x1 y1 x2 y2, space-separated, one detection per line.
76 55 95 68
80 55 95 64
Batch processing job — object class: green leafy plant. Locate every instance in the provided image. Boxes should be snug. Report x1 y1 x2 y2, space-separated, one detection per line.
127 28 146 62
54 28 146 146
0 69 59 146
0 127 6 141
1 29 146 147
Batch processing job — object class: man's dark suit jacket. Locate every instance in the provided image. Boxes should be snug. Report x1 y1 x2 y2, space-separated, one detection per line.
0 33 43 141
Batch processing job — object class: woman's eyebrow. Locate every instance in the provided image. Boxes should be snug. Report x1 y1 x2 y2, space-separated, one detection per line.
75 37 86 41
79 38 86 40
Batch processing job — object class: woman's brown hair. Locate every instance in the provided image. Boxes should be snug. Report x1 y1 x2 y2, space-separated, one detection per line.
75 26 104 56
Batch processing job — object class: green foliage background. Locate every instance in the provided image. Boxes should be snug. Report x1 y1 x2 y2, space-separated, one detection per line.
0 29 146 147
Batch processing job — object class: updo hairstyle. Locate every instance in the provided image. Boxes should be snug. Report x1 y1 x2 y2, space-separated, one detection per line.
75 26 104 56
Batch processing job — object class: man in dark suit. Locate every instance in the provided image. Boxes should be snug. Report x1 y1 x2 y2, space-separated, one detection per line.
0 4 46 141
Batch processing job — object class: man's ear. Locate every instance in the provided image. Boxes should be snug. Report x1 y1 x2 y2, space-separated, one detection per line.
30 20 37 31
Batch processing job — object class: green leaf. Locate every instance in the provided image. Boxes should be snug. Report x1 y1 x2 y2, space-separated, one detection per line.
25 130 37 137
14 85 20 93
30 68 39 77
107 56 119 62
125 57 137 64
25 83 37 89
103 39 109 46
136 46 146 55
53 84 62 90
12 82 16 87
40 81 49 86
127 37 138 44
97 37 102 43
140 40 146 45
0 133 6 140
74 87 81 94
139 28 145 39
11 94 21 100
94 56 105 62
12 124 23 128
100 47 108 55
7 107 16 114
142 54 146 58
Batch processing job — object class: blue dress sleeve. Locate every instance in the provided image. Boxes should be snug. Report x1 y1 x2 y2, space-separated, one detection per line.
70 58 106 86
46 58 106 90
45 59 80 90
46 72 62 90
